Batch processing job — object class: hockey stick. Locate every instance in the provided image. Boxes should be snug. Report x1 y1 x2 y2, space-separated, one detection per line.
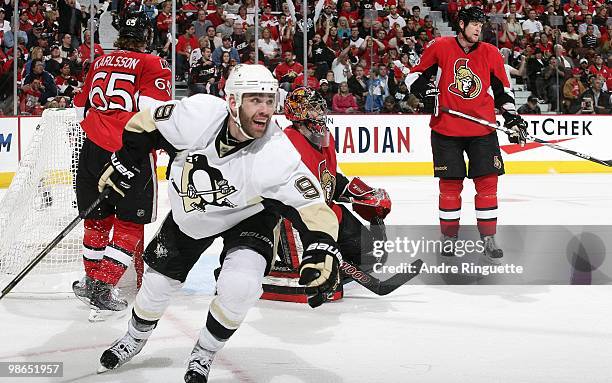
0 188 111 300
438 106 612 167
340 258 423 296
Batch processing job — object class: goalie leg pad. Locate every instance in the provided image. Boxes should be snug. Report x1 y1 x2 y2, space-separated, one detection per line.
200 247 266 352
474 174 498 236
439 178 463 237
133 268 184 322
83 216 114 277
93 219 144 285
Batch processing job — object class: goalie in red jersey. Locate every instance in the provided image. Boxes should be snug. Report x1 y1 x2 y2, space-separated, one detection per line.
261 87 392 303
71 11 172 317
397 6 528 262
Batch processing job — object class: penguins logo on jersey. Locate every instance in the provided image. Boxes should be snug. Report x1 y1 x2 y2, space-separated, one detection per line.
318 160 336 204
172 154 237 213
448 58 482 99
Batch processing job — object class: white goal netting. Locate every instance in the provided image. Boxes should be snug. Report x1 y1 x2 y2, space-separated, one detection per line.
0 109 84 295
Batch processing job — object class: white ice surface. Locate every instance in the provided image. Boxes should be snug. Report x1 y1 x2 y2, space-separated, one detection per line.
1 174 611 383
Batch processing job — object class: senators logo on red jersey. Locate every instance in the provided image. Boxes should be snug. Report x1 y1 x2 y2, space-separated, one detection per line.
448 58 482 99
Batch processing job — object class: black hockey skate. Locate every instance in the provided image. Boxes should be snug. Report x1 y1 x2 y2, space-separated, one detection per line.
481 235 503 263
90 280 128 312
440 235 458 257
184 342 217 383
99 331 148 373
72 276 94 305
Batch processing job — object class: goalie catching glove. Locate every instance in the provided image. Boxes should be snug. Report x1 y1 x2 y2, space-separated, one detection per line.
502 111 528 146
299 242 342 308
340 177 391 221
98 147 141 202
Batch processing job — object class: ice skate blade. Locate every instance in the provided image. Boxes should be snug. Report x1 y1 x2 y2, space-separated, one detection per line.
88 307 128 322
97 365 110 374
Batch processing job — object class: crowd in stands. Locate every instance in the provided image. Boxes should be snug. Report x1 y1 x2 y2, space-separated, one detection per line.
2 0 612 115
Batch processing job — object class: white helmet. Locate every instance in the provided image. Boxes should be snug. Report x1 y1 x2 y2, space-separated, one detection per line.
225 64 279 139
225 64 278 109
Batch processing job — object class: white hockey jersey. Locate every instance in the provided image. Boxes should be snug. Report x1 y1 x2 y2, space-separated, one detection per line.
126 94 338 241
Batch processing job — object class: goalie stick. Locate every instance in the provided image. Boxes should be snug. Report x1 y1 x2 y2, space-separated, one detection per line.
340 258 424 296
0 188 111 300
438 106 612 167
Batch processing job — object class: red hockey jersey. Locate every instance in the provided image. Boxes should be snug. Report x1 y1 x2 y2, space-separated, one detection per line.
73 50 172 152
284 127 344 222
405 37 515 137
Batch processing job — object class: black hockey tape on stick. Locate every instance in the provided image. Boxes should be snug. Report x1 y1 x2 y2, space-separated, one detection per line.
0 188 111 300
439 106 612 167
340 258 423 296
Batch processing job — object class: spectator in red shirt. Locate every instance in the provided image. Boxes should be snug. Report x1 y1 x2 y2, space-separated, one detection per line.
156 1 173 45
589 54 609 78
78 30 104 64
207 5 226 29
19 10 33 33
332 81 359 112
176 24 199 80
293 64 320 89
274 50 304 91
338 1 359 26
563 0 581 17
26 2 45 24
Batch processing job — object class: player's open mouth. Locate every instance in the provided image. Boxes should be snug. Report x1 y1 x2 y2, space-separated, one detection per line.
253 120 267 129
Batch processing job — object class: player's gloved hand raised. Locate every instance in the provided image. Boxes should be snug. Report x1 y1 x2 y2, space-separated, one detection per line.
341 177 392 221
98 148 141 202
298 242 342 308
502 111 528 146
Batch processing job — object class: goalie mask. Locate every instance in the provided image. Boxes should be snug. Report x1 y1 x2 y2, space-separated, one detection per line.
284 87 329 148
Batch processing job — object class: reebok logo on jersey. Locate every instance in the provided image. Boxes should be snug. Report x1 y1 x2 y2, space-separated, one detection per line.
448 58 482 99
110 153 136 179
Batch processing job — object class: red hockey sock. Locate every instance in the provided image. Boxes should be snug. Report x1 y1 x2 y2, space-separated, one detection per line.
474 174 498 236
92 219 144 286
439 178 463 237
82 216 114 278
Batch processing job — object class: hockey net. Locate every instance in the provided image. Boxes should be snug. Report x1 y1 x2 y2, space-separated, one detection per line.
0 109 84 296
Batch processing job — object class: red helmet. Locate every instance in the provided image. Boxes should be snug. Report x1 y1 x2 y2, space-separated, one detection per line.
284 87 329 147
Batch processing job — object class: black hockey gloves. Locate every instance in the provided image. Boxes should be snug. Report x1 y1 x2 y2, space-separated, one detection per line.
299 242 342 308
502 111 528 146
98 148 141 203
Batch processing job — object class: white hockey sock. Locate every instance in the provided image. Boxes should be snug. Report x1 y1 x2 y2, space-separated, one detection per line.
198 247 266 352
134 268 183 322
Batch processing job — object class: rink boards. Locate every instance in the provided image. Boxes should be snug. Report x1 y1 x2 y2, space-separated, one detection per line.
1 113 611 187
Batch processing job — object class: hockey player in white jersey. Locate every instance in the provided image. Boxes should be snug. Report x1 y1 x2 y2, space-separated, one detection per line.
96 64 342 383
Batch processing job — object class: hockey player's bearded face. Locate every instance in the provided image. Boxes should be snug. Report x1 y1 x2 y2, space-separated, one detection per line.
462 21 482 44
237 93 276 139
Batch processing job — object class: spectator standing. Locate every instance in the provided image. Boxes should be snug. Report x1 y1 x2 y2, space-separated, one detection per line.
542 56 565 111
527 48 548 102
258 27 280 61
331 44 352 84
58 0 83 48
